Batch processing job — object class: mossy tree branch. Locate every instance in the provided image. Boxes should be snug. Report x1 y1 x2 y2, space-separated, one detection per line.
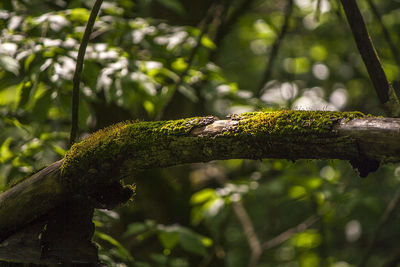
1 111 400 262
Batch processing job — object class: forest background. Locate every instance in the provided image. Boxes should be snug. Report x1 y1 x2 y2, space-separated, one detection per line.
1 0 400 266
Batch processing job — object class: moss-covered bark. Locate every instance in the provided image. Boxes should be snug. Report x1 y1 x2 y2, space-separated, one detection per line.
1 110 400 254
60 110 367 197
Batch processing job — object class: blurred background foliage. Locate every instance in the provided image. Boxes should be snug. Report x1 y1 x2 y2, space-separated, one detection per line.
1 0 400 266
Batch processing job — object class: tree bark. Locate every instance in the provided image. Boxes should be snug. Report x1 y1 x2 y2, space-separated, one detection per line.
0 111 399 258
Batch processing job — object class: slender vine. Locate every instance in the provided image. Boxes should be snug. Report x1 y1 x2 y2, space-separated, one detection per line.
340 0 400 117
69 0 104 146
359 186 400 267
366 0 400 68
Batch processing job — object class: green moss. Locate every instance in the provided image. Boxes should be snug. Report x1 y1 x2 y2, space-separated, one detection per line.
61 116 217 193
60 111 368 199
231 110 366 137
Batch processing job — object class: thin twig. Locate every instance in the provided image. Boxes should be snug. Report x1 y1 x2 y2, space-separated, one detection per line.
215 0 256 46
232 201 262 267
155 5 215 120
214 175 262 267
330 0 344 20
359 186 400 267
366 0 400 68
261 215 319 250
210 0 231 41
383 248 400 267
257 0 294 96
315 0 322 21
69 0 104 146
339 0 400 117
210 0 256 61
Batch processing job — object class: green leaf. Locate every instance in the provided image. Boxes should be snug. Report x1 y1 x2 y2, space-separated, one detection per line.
109 247 134 263
21 138 42 157
178 228 208 256
310 45 327 61
30 85 51 123
0 55 19 76
150 253 168 265
156 0 185 16
51 144 66 156
16 81 33 109
158 231 179 250
171 58 187 72
0 137 13 163
3 118 28 133
284 57 310 74
288 185 307 199
124 222 148 237
0 86 18 106
156 225 210 255
383 62 399 81
24 53 35 72
39 132 69 141
95 231 134 262
143 100 155 116
254 19 277 40
160 68 180 82
201 36 216 50
190 188 217 204
291 230 322 249
69 8 91 23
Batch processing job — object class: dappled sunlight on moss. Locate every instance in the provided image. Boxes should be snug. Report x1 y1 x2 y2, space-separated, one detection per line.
61 110 368 188
61 116 218 182
232 110 366 136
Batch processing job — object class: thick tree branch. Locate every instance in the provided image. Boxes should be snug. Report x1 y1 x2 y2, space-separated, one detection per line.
1 111 400 246
0 160 65 240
